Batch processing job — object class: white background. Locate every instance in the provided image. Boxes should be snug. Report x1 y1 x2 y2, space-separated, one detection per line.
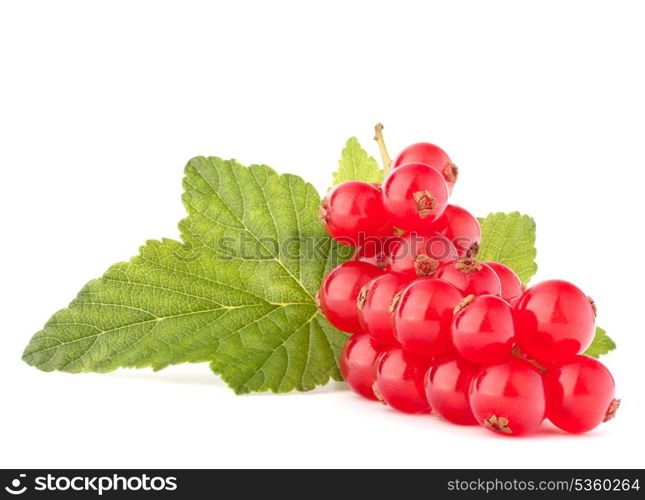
1 1 644 469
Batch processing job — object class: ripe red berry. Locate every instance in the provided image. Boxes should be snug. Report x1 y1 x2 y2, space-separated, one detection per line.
486 261 524 303
424 354 478 425
431 205 481 257
351 235 397 270
373 348 431 413
469 359 546 436
357 273 412 346
514 280 596 363
381 163 449 230
386 231 457 277
451 295 515 364
320 181 391 245
545 355 619 433
340 333 385 401
317 261 381 333
436 258 502 296
393 278 464 357
393 142 458 194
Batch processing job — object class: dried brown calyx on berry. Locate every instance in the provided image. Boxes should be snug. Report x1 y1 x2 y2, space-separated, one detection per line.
414 255 440 277
455 257 483 273
413 190 436 218
465 242 480 259
444 163 459 184
484 415 513 434
604 399 621 422
318 201 329 225
357 284 369 310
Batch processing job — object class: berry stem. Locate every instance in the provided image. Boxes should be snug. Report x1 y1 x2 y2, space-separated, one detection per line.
373 123 392 175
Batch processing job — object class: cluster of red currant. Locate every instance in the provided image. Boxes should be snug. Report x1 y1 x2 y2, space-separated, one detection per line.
318 139 619 436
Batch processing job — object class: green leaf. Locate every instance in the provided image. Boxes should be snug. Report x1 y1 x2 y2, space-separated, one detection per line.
477 212 538 283
180 157 353 393
331 137 383 186
583 327 616 358
23 158 352 394
22 238 274 373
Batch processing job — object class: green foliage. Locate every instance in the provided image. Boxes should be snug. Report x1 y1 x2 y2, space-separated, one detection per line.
477 212 538 284
23 158 351 394
583 327 616 358
331 137 383 186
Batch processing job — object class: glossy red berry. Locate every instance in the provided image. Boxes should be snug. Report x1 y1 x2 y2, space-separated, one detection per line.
469 359 546 436
436 258 502 296
386 231 457 277
393 142 458 194
514 280 596 363
451 295 515 364
373 348 431 413
320 181 391 245
357 273 412 346
351 235 398 270
424 354 478 425
340 333 385 401
486 261 524 303
431 205 481 257
393 278 464 357
317 261 381 333
381 163 449 230
545 355 619 433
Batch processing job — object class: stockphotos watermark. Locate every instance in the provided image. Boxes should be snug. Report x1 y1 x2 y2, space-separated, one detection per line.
3 473 177 496
172 232 473 263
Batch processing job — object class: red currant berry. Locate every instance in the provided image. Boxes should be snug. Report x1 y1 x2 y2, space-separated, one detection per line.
431 205 481 257
351 235 397 270
381 163 449 230
514 280 596 363
320 181 391 245
469 359 546 436
393 278 464 357
485 261 524 303
357 272 412 346
373 348 431 413
545 355 619 433
436 258 502 296
340 333 385 401
386 231 457 277
317 261 381 333
424 354 478 425
393 142 458 194
451 295 515 364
